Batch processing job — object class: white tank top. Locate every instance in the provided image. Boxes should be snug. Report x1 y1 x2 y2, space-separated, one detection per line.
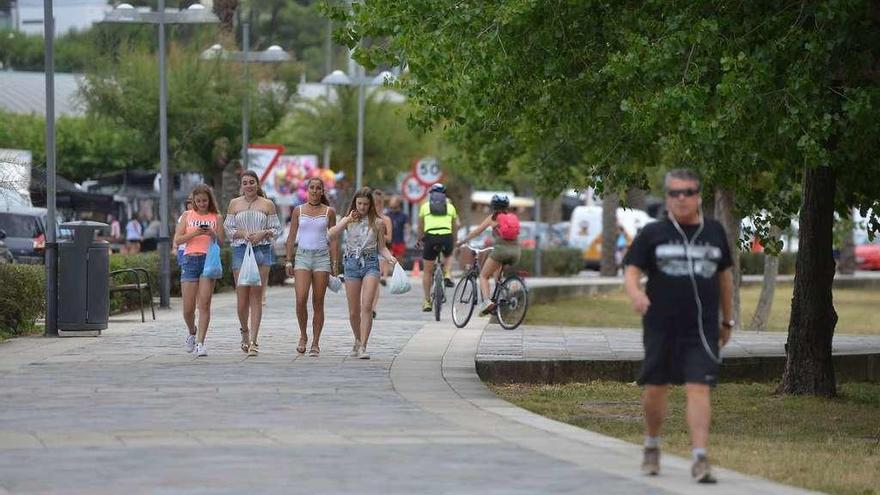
296 205 330 250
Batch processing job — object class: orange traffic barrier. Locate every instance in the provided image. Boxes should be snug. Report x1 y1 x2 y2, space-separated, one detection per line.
411 259 421 277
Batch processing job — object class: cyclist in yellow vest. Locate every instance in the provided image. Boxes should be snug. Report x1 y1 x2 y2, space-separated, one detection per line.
417 183 460 312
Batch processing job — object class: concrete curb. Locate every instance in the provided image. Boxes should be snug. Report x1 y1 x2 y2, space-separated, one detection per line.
390 319 819 495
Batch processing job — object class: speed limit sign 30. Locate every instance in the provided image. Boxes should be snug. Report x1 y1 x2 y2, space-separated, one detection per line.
413 157 442 186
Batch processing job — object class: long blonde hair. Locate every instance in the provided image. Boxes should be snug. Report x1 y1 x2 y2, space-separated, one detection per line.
190 184 219 214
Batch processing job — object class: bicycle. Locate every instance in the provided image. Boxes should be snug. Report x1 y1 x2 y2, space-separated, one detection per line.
451 245 529 330
421 242 449 322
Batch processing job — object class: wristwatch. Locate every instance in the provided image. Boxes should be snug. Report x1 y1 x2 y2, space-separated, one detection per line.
721 319 735 329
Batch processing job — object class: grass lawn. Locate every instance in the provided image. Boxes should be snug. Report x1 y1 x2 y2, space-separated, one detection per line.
526 285 880 334
490 381 880 495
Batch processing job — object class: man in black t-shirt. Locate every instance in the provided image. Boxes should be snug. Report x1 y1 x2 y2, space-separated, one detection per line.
623 169 734 484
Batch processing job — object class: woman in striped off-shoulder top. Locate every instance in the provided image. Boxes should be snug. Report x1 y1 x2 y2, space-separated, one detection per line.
224 170 281 356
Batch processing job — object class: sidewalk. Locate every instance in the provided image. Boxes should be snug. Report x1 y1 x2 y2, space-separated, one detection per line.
0 284 816 494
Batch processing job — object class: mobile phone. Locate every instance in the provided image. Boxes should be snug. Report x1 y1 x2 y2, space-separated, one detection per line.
199 223 210 230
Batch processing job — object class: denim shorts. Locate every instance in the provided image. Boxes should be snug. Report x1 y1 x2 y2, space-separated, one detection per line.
294 248 332 272
180 254 206 282
232 243 275 271
343 252 380 280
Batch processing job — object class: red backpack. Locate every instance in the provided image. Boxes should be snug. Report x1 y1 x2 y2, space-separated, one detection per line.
496 212 520 241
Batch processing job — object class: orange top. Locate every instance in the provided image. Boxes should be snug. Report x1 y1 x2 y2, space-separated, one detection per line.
183 211 219 255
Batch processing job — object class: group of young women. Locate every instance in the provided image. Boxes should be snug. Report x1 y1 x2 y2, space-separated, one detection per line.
173 171 396 359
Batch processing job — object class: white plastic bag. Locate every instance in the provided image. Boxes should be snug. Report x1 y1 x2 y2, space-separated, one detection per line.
238 243 262 286
327 275 343 293
388 263 411 295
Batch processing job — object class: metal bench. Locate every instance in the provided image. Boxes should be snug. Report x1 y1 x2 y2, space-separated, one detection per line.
109 268 156 322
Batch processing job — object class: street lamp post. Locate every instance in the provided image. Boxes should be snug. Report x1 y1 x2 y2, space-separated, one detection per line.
320 69 394 190
103 2 218 309
200 35 292 171
43 0 57 336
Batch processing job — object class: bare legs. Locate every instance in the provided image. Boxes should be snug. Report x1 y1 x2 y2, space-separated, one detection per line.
181 281 198 335
294 269 329 352
345 275 380 351
479 257 502 302
642 383 711 448
195 278 215 344
233 265 270 351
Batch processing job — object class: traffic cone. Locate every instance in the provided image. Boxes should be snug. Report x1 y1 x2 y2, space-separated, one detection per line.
411 259 421 277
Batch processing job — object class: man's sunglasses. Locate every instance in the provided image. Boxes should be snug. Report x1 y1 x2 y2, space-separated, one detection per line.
666 188 700 198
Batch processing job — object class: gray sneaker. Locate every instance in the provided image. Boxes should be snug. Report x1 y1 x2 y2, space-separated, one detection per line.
691 454 717 483
641 447 660 476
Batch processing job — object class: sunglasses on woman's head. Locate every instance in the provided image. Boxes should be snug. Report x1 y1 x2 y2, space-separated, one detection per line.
666 188 700 198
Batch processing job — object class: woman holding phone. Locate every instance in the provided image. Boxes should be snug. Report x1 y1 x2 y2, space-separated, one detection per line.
328 187 397 360
174 184 224 357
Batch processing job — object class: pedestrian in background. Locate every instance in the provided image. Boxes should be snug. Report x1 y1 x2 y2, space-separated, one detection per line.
285 177 337 357
329 187 397 360
623 168 734 483
386 195 409 260
174 184 223 357
371 189 394 318
125 213 142 253
225 171 281 356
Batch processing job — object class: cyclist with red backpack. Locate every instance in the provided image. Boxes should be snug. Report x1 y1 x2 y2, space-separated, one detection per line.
457 194 521 315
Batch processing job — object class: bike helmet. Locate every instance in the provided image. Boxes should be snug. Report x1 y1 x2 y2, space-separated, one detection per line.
429 183 446 193
490 194 510 209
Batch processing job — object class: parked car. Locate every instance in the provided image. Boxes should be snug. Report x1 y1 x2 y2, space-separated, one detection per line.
518 221 569 249
456 225 494 249
855 240 880 270
0 207 49 264
0 229 14 264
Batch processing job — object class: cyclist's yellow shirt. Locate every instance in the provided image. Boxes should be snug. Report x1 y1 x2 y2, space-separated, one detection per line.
420 201 457 235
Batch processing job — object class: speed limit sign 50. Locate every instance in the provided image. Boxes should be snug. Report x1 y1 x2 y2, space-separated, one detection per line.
413 157 442 185
401 174 428 203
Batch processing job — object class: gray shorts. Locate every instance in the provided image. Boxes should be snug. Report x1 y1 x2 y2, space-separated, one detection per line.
294 248 331 272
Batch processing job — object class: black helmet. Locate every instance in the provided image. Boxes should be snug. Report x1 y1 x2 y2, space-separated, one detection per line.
491 194 510 209
430 183 446 193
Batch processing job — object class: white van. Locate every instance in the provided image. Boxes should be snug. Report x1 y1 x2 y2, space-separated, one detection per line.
568 205 655 268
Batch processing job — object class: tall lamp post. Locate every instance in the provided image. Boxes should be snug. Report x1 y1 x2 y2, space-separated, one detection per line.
200 32 292 170
43 0 57 336
103 2 218 309
320 69 394 190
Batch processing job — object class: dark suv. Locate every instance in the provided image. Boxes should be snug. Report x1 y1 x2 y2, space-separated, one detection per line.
0 207 48 264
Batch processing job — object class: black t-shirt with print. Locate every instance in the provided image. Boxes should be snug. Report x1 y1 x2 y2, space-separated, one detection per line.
624 218 733 326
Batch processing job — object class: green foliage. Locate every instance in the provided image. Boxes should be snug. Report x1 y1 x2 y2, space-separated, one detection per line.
739 252 797 276
514 248 583 277
0 110 141 182
0 264 46 335
80 43 289 181
346 0 880 233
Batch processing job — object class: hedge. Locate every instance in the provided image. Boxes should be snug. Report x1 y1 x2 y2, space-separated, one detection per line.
513 248 583 277
739 252 797 276
0 264 46 335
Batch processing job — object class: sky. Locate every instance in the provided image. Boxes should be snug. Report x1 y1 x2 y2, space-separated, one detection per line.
16 0 109 36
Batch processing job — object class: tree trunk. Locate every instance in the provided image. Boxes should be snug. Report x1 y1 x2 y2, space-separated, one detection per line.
600 192 619 276
714 189 741 329
748 226 781 332
777 166 838 397
221 159 243 210
837 221 856 274
213 0 239 33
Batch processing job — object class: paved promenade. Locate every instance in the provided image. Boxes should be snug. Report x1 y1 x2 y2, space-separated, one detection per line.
0 283 815 494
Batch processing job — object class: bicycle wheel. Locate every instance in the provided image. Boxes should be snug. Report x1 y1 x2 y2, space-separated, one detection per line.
433 268 444 322
496 275 528 330
451 275 477 328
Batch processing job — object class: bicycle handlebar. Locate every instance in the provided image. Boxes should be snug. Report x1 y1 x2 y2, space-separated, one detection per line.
462 245 494 254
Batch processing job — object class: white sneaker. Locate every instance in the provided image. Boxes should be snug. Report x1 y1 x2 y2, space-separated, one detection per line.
185 334 195 353
195 342 207 357
357 347 370 360
350 341 361 357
